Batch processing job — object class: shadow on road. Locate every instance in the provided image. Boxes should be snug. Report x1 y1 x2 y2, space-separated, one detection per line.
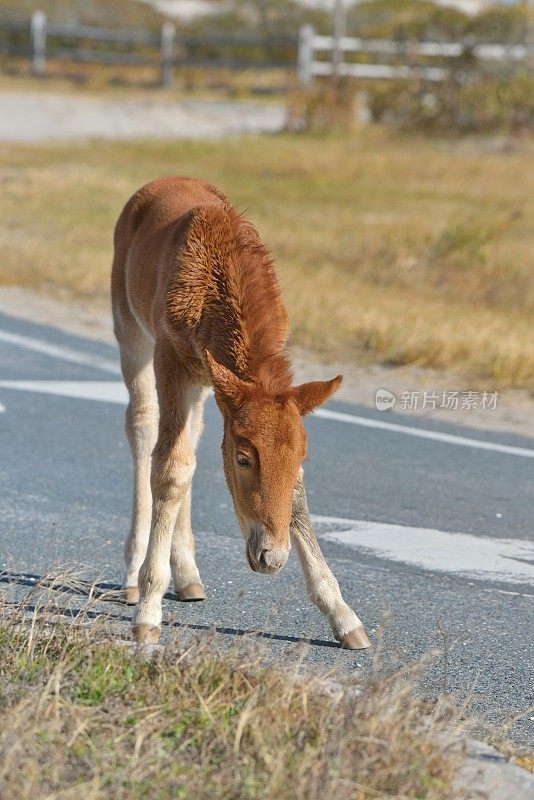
0 571 342 649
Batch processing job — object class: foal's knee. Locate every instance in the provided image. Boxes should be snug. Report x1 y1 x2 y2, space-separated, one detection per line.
125 401 157 442
138 559 170 598
151 455 196 505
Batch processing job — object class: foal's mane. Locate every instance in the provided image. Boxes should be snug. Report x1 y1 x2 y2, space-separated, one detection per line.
170 202 293 395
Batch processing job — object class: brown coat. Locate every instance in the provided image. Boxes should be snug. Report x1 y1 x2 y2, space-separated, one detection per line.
111 177 369 649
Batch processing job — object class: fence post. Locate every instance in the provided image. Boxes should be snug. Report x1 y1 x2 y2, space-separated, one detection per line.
527 0 534 69
332 0 346 77
30 10 47 75
297 24 314 85
160 21 175 88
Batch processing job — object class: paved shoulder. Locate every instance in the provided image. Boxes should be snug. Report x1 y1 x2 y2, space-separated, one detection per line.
0 93 286 142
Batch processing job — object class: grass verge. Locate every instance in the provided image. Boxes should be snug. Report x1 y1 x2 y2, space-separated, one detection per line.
0 570 471 800
0 130 532 387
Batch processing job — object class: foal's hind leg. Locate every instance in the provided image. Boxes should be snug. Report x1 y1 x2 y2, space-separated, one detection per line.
116 319 158 604
170 387 209 601
291 472 371 650
170 487 205 600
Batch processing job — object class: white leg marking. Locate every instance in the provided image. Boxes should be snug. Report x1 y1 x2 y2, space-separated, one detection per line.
171 387 209 592
133 376 202 633
170 486 202 592
291 472 365 641
134 460 196 628
121 351 158 593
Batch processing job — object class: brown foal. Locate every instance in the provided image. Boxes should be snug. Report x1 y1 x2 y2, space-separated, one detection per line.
111 177 370 649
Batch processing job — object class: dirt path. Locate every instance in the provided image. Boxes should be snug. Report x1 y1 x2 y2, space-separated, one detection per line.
1 286 532 438
0 92 285 142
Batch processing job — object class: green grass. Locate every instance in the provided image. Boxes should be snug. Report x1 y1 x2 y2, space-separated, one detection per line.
0 129 532 387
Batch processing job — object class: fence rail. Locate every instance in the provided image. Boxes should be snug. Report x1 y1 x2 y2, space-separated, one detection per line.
297 24 531 85
45 23 160 45
0 12 296 87
311 33 527 61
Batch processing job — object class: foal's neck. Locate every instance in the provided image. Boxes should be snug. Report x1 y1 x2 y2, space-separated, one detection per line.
221 217 293 395
180 205 294 395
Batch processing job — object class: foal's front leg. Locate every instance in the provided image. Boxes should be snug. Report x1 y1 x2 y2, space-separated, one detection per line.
170 386 209 601
291 473 371 649
133 359 199 644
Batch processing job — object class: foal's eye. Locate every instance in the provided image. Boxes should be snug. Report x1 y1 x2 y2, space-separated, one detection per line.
236 452 251 468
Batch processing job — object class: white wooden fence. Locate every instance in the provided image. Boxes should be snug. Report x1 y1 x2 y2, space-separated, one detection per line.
297 24 530 85
3 11 293 87
2 13 531 89
27 11 177 86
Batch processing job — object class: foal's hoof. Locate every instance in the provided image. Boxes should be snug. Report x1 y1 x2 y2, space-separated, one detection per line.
340 628 371 650
176 582 206 602
124 586 140 605
133 624 161 645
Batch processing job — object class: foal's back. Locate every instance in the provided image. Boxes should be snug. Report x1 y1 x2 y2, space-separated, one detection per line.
112 177 227 339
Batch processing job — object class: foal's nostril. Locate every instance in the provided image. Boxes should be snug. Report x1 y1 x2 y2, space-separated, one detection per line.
257 548 270 568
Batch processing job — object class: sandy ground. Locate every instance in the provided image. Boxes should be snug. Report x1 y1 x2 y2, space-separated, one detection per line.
0 93 285 142
1 286 533 438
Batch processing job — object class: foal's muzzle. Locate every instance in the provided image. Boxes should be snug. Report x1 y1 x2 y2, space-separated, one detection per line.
246 525 290 574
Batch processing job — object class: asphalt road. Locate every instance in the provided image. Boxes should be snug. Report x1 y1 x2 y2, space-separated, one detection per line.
1 309 533 745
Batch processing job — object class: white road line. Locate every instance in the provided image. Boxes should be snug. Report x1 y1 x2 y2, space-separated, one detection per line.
0 329 121 375
314 407 534 459
488 588 534 598
1 327 533 460
311 514 534 587
0 380 128 404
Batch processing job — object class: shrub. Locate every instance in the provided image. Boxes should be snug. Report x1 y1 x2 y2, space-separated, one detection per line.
366 71 534 135
347 0 470 41
287 78 357 133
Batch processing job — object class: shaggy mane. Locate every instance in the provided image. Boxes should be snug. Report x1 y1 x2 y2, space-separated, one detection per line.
171 203 293 395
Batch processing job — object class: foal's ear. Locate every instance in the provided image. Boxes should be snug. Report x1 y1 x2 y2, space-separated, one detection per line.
291 375 342 416
205 351 251 411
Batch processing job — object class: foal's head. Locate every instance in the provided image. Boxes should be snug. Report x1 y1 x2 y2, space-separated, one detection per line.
206 352 341 574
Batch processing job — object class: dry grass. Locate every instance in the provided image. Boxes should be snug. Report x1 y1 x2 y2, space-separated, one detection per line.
0 58 292 98
0 570 471 800
0 130 532 387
